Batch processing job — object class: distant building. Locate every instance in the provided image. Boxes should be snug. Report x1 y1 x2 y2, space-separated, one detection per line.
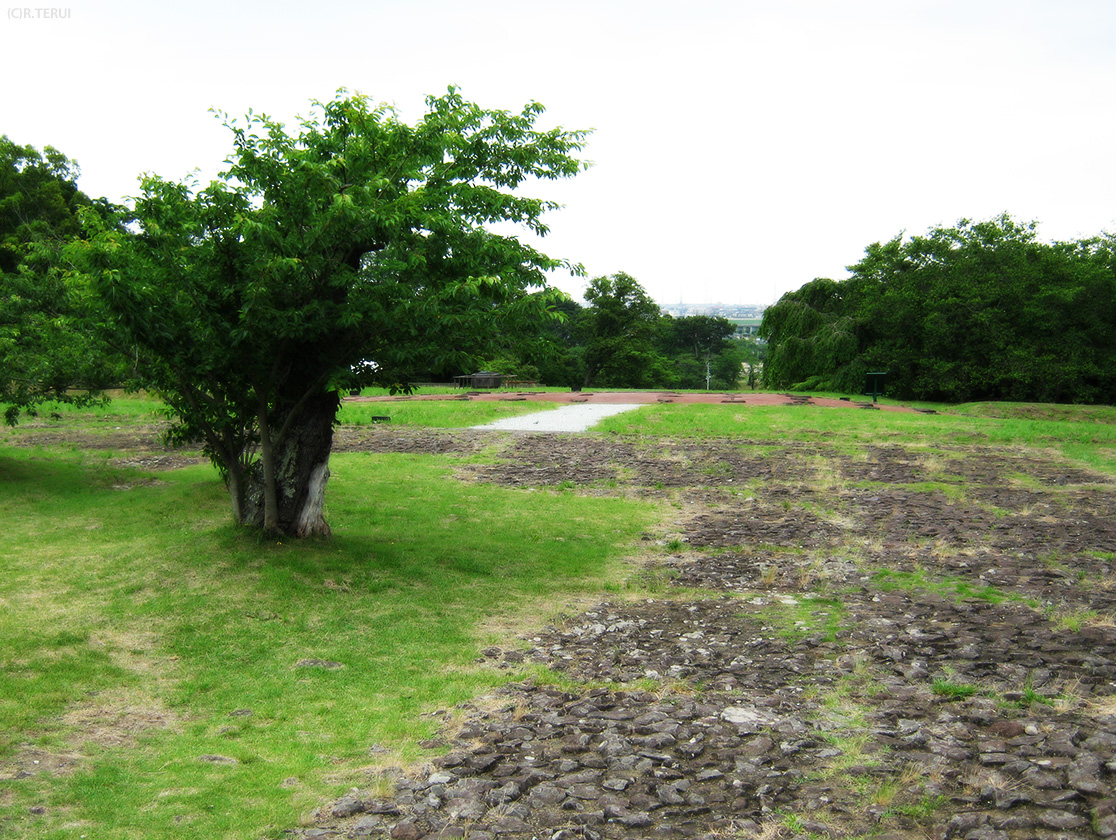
735 322 762 337
659 302 766 340
659 302 768 320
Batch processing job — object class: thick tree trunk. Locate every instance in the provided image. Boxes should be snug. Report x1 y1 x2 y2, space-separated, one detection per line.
257 394 280 533
226 463 246 524
242 391 339 537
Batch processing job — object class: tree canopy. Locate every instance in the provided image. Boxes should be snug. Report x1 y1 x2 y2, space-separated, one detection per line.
579 272 673 388
0 137 121 423
663 314 743 390
78 89 590 535
760 214 1116 403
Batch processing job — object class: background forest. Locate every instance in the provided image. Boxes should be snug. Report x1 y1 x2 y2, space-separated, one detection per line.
1 134 762 415
480 272 761 392
758 214 1116 404
3 134 1114 415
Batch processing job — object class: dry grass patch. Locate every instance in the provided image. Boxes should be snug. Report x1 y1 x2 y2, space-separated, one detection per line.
1 745 86 780
1085 695 1116 719
62 687 182 750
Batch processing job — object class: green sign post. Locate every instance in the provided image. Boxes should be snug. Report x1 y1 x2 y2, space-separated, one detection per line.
865 371 888 403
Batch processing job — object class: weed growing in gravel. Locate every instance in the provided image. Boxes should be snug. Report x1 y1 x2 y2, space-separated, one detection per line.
820 730 882 773
758 810 834 839
870 568 1028 606
1049 605 1101 631
850 479 967 500
626 565 682 593
754 595 848 643
931 679 981 699
1018 684 1056 707
516 665 695 699
882 792 947 821
597 401 1116 475
816 694 870 733
989 673 1061 710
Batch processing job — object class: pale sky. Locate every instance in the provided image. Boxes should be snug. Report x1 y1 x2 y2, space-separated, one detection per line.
3 0 1115 306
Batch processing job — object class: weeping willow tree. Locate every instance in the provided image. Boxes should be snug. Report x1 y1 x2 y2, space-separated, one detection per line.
757 277 863 391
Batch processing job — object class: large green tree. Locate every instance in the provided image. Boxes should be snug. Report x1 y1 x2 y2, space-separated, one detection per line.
79 89 589 536
758 276 860 392
760 214 1116 403
579 272 673 388
0 137 121 423
664 314 741 389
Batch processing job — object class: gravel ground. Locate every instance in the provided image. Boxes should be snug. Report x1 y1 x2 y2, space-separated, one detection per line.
302 427 1116 840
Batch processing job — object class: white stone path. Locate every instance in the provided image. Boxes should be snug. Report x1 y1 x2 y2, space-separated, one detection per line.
470 403 644 432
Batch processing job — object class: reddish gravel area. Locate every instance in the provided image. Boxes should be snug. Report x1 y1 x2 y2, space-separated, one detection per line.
349 390 919 412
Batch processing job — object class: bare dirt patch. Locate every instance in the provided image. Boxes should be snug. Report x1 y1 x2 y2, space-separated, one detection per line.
61 694 181 750
303 429 1116 840
0 420 207 471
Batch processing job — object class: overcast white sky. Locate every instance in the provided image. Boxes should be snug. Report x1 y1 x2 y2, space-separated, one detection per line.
3 0 1115 306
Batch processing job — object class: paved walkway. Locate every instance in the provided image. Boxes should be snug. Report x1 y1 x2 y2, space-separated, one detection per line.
469 403 645 432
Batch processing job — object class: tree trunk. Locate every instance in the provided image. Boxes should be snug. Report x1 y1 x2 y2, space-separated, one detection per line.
226 461 246 524
242 391 339 537
257 393 280 533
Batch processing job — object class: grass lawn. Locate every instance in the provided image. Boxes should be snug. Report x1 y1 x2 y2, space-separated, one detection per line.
596 401 1116 475
337 396 562 428
0 410 656 839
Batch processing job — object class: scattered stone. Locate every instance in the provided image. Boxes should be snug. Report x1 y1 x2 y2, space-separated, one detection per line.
295 659 344 670
197 754 238 764
330 795 367 818
295 432 1116 840
388 820 422 840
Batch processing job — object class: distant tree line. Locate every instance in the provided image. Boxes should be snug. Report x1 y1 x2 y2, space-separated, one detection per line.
476 272 764 391
1 132 762 435
759 214 1116 403
0 136 129 423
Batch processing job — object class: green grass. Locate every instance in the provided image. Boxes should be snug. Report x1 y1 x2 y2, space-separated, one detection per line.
1011 684 1057 708
10 392 168 423
337 396 559 428
931 679 980 699
0 446 656 839
947 401 1116 424
16 390 559 434
868 568 1025 605
595 401 1116 476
